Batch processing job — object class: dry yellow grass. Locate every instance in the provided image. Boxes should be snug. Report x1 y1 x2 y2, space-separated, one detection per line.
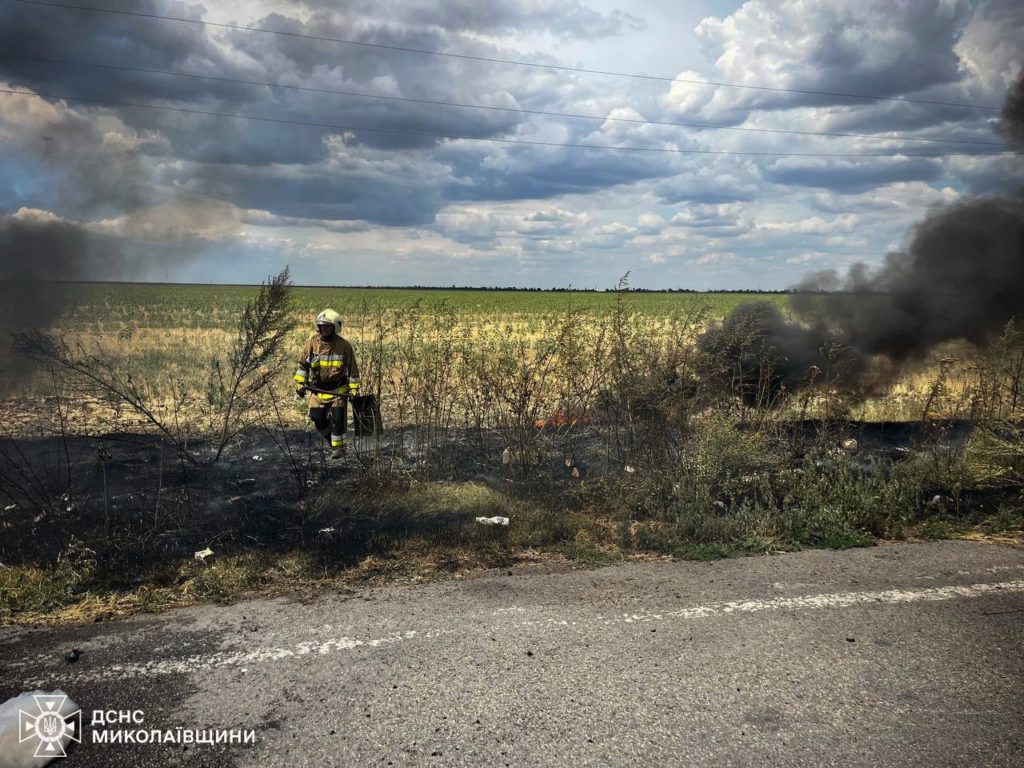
2 317 997 436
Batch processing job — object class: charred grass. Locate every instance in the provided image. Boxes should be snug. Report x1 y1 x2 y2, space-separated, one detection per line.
2 282 1023 624
3 418 1022 626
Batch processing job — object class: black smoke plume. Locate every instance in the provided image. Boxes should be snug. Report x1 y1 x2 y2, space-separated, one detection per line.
697 301 867 405
791 196 1024 360
0 213 125 380
997 69 1024 150
700 70 1024 404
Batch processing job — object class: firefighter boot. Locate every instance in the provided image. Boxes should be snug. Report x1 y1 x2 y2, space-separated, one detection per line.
330 435 348 460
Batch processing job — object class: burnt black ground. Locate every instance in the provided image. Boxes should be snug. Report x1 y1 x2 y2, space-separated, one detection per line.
0 418 993 569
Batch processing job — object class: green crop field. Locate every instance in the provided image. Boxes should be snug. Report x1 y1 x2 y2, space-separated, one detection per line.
3 278 1022 628
54 282 789 332
2 280 1007 432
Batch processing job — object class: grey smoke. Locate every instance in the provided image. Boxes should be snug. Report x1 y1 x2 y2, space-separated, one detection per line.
791 195 1024 361
696 301 866 404
701 69 1024 402
0 213 125 283
0 214 118 378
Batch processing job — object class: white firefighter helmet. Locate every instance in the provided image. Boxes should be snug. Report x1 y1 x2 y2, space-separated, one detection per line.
315 309 343 335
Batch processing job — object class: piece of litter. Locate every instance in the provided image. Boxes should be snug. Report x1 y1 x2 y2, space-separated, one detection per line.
624 465 636 474
194 548 214 562
3 504 15 512
252 455 262 461
475 516 510 526
237 478 256 485
318 527 336 535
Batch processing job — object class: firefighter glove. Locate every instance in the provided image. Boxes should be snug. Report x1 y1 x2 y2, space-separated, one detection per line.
294 382 307 399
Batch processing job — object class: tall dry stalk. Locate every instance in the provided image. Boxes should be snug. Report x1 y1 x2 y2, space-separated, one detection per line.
209 267 295 461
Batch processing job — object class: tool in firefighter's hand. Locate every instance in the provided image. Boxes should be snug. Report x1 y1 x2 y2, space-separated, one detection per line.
294 382 307 399
302 386 383 436
303 384 355 400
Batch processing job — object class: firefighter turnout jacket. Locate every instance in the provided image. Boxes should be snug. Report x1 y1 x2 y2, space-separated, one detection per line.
294 334 361 398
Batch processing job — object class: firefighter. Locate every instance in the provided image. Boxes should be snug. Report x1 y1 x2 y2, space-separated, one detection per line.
293 309 361 457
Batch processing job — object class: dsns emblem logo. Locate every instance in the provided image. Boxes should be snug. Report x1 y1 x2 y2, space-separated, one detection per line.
18 695 82 759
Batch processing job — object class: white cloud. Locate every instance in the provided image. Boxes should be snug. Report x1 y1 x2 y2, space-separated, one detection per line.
785 251 827 265
0 0 1016 289
757 214 856 235
636 211 665 233
694 251 737 266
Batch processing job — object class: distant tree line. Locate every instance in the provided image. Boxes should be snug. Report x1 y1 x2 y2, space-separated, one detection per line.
320 285 793 294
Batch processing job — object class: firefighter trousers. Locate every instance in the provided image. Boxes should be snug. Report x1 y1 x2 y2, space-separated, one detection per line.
308 394 348 448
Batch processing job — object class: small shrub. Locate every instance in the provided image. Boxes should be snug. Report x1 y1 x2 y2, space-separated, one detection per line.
918 517 955 540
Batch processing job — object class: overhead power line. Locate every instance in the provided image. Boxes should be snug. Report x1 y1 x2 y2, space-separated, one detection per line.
7 0 1003 112
3 54 1005 147
0 87 1012 159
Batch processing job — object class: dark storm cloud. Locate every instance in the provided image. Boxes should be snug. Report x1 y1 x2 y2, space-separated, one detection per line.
762 157 944 193
180 160 444 227
0 0 633 225
801 3 967 99
440 139 678 203
0 0 526 158
817 101 995 141
297 0 644 38
0 0 239 103
684 0 1020 128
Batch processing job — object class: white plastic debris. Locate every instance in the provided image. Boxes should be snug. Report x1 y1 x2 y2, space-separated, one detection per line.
501 447 538 466
0 690 81 767
194 548 214 562
3 504 15 512
475 516 510 526
318 527 336 535
252 455 263 462
624 465 636 474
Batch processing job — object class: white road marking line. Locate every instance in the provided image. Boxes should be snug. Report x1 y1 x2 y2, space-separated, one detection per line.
622 579 1024 623
14 578 1024 686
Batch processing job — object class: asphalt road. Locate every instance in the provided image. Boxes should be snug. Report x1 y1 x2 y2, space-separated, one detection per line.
2 540 1023 767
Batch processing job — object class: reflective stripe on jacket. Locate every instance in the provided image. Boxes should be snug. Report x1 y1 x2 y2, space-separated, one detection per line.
294 333 361 391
